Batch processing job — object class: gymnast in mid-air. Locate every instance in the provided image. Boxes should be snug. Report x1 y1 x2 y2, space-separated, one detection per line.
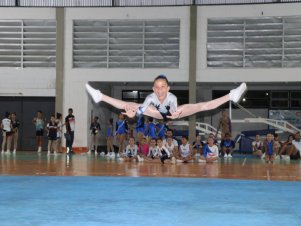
85 75 247 120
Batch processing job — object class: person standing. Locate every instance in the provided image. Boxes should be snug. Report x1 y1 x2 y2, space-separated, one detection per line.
11 112 20 153
46 115 58 155
216 110 232 140
106 118 115 157
65 108 75 154
1 112 12 154
115 113 128 157
89 116 101 155
56 113 63 153
33 110 45 153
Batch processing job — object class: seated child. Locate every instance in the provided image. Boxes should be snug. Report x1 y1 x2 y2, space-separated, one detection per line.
176 136 194 163
199 136 219 163
220 132 235 158
123 137 138 161
157 137 171 164
147 138 159 160
252 134 263 158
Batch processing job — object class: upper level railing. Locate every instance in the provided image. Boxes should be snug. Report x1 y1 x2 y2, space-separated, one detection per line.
1 0 301 7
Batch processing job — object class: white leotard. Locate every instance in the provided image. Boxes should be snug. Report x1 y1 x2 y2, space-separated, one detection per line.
137 92 177 116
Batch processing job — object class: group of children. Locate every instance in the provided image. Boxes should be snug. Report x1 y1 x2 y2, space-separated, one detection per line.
101 127 220 164
252 132 301 163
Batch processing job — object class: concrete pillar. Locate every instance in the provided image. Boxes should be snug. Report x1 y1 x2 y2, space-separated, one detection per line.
55 8 65 115
188 5 197 143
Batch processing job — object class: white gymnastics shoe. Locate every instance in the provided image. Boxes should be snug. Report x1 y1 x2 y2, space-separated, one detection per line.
229 83 247 103
85 83 103 103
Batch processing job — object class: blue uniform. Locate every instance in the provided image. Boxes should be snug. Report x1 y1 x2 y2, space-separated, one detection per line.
156 123 165 138
148 122 156 139
116 120 127 135
136 116 145 134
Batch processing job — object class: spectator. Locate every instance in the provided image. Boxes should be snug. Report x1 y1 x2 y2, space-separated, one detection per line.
216 110 231 140
33 110 45 153
252 134 263 158
106 118 115 158
208 133 218 145
199 136 219 163
115 113 128 158
220 132 235 158
135 115 146 144
10 112 20 154
163 129 179 154
156 120 166 139
65 108 75 154
122 137 138 162
287 132 301 159
138 137 149 161
56 113 63 153
89 116 101 155
279 134 294 159
46 115 58 155
165 137 177 158
273 133 282 158
176 136 194 163
157 137 171 164
1 112 12 154
263 133 276 164
147 138 159 160
146 117 156 141
192 134 203 156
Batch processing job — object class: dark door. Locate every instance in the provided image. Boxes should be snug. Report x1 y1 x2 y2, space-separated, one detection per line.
0 97 55 151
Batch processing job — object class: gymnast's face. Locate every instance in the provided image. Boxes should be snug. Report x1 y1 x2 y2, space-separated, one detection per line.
153 78 170 103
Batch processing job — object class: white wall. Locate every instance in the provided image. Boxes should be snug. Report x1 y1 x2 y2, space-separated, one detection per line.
0 8 56 97
197 3 301 83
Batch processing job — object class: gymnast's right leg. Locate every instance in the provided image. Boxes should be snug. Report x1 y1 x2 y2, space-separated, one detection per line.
85 84 163 119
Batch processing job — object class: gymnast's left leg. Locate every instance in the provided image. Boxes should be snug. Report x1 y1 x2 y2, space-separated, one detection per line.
172 83 247 119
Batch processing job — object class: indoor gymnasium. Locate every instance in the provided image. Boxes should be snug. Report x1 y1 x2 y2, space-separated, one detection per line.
0 0 301 225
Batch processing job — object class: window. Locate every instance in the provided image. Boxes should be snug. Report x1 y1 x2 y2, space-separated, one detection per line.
213 90 269 108
207 16 301 68
270 91 289 108
291 91 301 108
73 19 180 68
122 90 188 105
0 20 56 68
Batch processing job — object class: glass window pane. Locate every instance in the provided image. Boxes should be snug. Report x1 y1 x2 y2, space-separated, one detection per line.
271 100 289 108
271 91 289 99
291 91 301 99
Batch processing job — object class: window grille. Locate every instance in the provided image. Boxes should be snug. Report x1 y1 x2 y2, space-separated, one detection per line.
207 16 301 68
73 19 180 68
0 20 56 68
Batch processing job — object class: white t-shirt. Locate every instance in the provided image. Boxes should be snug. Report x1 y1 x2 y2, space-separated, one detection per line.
252 141 263 151
165 142 175 155
137 92 177 116
205 145 219 158
124 144 138 157
163 138 178 147
148 146 159 157
179 143 191 158
158 145 170 157
292 139 301 152
1 118 11 132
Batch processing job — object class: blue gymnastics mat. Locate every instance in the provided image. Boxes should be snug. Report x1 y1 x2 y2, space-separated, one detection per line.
0 176 300 226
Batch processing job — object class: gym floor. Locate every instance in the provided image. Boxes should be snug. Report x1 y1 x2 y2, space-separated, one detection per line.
0 152 300 226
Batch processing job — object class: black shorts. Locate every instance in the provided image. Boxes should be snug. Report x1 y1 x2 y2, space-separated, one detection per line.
36 129 44 136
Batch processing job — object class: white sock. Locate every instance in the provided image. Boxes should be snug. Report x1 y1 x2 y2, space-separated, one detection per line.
85 83 103 103
229 82 247 103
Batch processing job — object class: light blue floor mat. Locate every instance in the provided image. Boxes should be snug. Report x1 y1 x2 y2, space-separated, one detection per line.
0 176 300 226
